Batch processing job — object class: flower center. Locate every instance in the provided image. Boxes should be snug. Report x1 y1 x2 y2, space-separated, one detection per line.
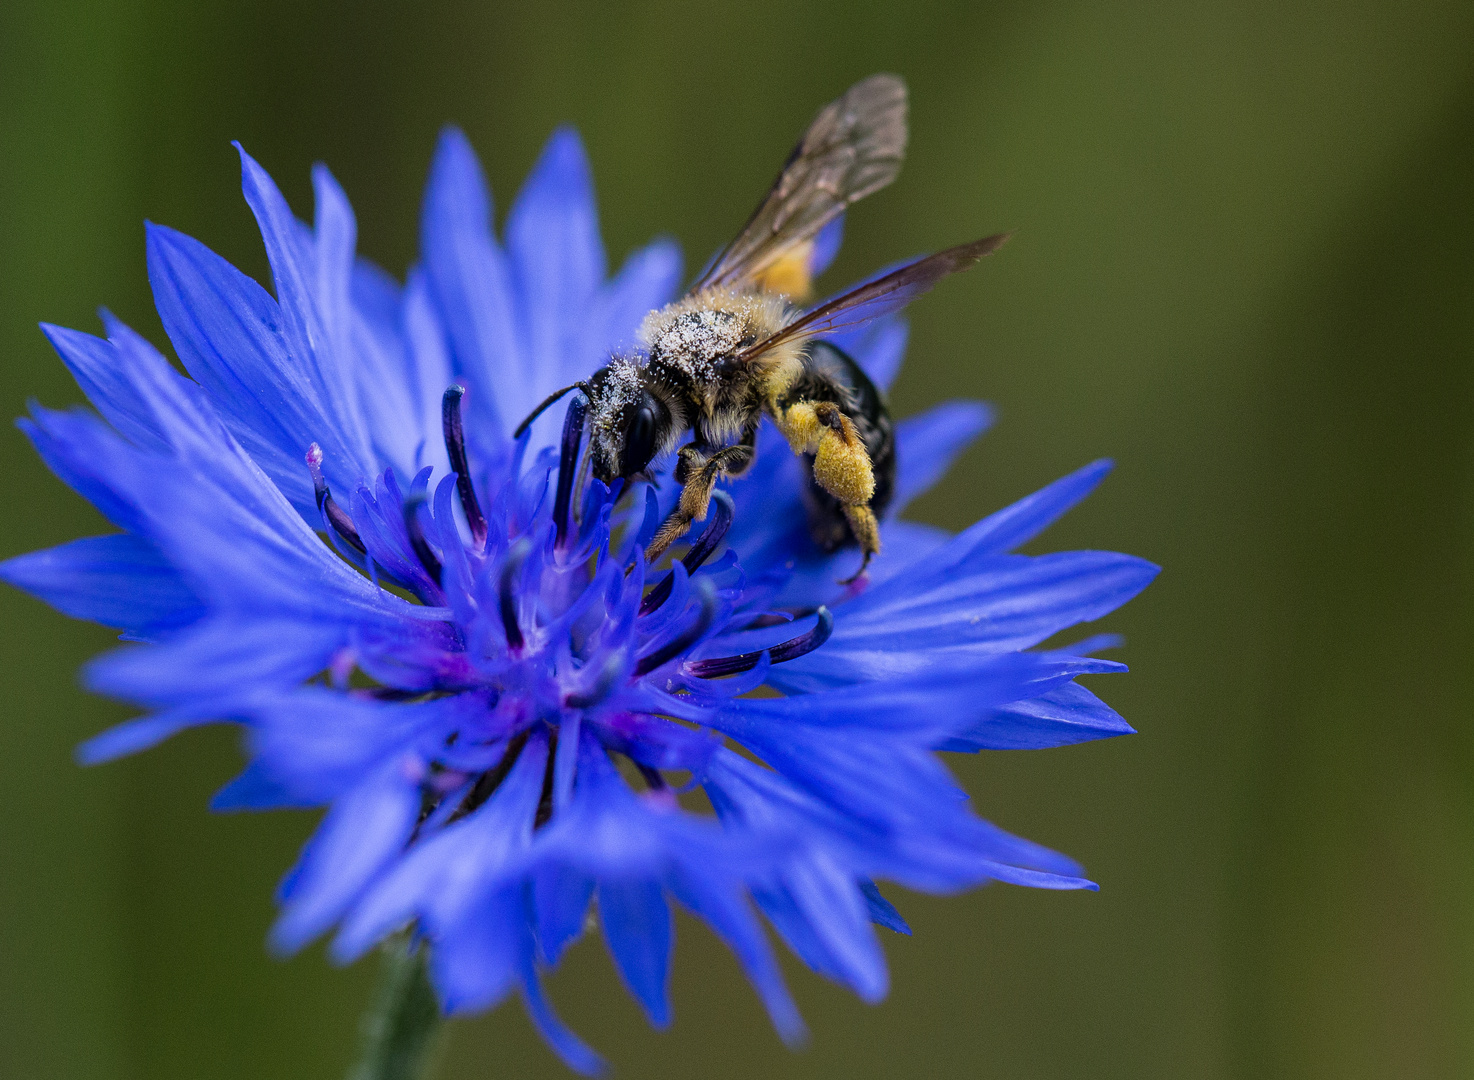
307 383 836 830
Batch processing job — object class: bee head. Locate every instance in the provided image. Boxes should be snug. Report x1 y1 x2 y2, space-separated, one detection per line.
586 361 674 484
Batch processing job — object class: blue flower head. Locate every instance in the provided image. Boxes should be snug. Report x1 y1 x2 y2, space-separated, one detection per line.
1 124 1157 1074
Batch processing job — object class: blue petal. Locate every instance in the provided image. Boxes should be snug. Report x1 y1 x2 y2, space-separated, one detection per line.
244 689 489 802
533 865 595 965
350 266 454 480
753 855 886 1003
234 148 373 475
809 214 844 279
333 733 549 962
146 221 356 514
859 880 910 935
518 959 608 1077
269 758 422 954
432 886 527 1013
946 458 1116 558
890 400 994 513
937 680 1136 751
704 745 1088 892
18 411 144 533
41 320 170 452
420 126 520 435
75 708 221 765
505 127 605 412
211 760 319 811
84 617 346 708
701 653 1061 736
19 371 428 632
667 873 807 1047
0 534 202 635
597 879 673 1028
235 143 326 370
773 549 1159 688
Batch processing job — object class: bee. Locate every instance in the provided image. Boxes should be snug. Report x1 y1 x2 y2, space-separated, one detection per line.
516 74 1006 581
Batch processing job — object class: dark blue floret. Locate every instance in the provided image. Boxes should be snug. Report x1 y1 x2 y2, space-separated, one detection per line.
0 125 1157 1075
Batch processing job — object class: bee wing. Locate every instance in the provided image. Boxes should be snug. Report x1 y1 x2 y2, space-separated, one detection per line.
689 74 908 295
734 234 1010 363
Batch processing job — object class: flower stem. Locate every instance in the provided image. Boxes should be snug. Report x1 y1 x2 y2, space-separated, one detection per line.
347 936 444 1080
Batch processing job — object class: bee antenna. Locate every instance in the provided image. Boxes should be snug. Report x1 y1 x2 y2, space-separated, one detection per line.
513 383 587 439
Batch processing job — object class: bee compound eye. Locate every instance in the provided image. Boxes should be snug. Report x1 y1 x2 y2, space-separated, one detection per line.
621 398 660 477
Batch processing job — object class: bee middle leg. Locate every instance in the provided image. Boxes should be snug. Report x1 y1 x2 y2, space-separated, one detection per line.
646 435 757 562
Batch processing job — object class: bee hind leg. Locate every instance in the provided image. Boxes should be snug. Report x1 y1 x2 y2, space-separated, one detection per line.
837 504 880 584
782 401 881 582
646 441 755 563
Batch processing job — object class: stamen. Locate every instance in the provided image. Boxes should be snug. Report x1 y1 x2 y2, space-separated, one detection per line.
446 731 530 825
499 538 532 651
305 443 365 554
402 494 443 588
636 763 666 791
686 605 834 679
639 490 734 616
553 395 587 548
563 652 625 709
441 385 487 549
635 582 717 676
534 728 558 829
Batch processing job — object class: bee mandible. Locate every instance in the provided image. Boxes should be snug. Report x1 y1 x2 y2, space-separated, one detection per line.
515 74 1007 581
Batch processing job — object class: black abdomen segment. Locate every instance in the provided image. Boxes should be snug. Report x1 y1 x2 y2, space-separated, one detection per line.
786 340 896 553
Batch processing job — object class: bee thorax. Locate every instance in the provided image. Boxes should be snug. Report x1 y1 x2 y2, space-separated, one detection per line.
638 290 789 387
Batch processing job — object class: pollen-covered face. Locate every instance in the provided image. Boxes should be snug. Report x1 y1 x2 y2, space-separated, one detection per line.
585 360 674 483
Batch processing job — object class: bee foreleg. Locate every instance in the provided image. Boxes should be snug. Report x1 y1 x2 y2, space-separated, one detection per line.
647 442 754 563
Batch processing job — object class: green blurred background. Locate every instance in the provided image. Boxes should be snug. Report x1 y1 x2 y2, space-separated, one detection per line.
2 1 1472 1076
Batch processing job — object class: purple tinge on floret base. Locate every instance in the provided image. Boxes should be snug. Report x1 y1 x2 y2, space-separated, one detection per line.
0 123 1157 1075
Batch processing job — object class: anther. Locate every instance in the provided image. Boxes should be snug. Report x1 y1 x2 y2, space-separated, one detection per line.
635 582 718 676
402 494 443 588
499 538 532 651
636 763 666 791
686 605 834 679
534 728 558 829
446 731 530 825
553 395 587 548
441 385 487 550
305 443 365 554
639 490 734 616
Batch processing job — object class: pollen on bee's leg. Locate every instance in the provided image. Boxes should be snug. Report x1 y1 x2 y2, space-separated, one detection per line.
305 443 365 554
813 430 876 506
838 505 880 585
776 401 823 454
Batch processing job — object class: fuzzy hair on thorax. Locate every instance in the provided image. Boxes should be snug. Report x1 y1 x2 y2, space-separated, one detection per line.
638 288 805 443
